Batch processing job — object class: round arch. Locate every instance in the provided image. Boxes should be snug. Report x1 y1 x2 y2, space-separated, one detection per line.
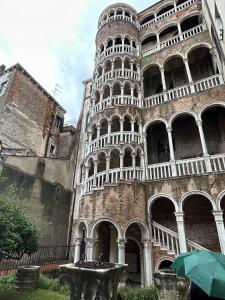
169 111 198 127
90 218 122 239
158 22 179 35
162 53 185 67
217 190 225 210
156 1 174 15
179 191 217 212
123 219 150 239
148 193 179 213
199 102 225 117
185 42 212 59
179 11 202 25
141 62 162 76
155 256 174 272
143 118 168 133
76 218 89 238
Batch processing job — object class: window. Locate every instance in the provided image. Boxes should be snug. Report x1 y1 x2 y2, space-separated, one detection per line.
0 81 8 94
215 3 223 40
49 144 56 154
54 114 64 130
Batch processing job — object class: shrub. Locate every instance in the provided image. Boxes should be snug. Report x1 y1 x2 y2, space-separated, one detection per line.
38 274 69 295
118 285 158 300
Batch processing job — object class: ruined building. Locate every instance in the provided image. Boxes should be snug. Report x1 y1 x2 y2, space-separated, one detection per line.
72 0 225 287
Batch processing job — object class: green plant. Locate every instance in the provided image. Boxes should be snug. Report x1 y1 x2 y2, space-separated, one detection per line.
118 285 158 300
0 178 39 261
38 275 69 295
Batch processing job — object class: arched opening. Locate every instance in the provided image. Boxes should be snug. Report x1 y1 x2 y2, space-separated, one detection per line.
151 197 177 231
114 57 122 69
157 4 174 17
103 85 110 99
116 10 123 16
124 37 130 45
125 223 144 285
159 25 178 43
111 116 120 132
91 124 97 141
113 83 121 96
115 37 122 45
132 41 137 48
105 60 112 72
183 195 219 250
202 106 225 155
134 85 138 98
146 122 170 164
125 11 130 18
109 11 114 18
97 152 106 173
133 61 137 72
124 148 133 167
97 66 103 77
136 149 141 167
93 221 118 263
100 44 104 54
180 15 201 32
172 114 202 159
124 82 131 95
164 56 188 89
106 39 113 49
134 118 139 133
124 58 131 69
143 65 162 97
188 47 216 81
94 90 100 104
88 158 94 177
123 115 131 131
100 118 108 136
158 259 173 271
110 149 120 169
77 222 87 260
141 35 157 51
140 14 155 26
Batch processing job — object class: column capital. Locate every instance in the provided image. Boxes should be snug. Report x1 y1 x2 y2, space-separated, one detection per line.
212 210 224 221
142 133 147 138
117 238 127 248
74 238 82 245
174 211 184 222
142 239 151 247
183 57 189 64
196 119 202 126
167 126 172 133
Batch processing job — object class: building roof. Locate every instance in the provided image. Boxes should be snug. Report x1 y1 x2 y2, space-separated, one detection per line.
0 63 66 113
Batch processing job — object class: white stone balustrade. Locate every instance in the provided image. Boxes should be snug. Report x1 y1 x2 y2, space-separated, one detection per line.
99 14 138 30
96 45 138 64
96 68 139 88
87 132 141 154
141 24 206 58
143 74 224 108
140 0 197 31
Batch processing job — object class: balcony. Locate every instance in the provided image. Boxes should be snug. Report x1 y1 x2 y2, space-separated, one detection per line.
146 153 225 180
99 14 138 30
141 24 206 58
143 74 224 108
140 0 197 31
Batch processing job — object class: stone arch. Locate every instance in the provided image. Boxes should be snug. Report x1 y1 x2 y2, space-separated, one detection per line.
76 218 89 238
158 22 179 35
162 53 185 66
179 11 202 27
200 101 225 116
185 42 212 59
156 1 174 16
217 190 225 210
155 257 174 272
148 193 179 213
143 118 168 133
179 191 217 212
140 11 155 26
90 218 122 239
169 111 198 127
123 219 150 239
141 62 162 76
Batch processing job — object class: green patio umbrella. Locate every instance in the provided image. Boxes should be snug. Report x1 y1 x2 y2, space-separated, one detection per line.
171 250 225 299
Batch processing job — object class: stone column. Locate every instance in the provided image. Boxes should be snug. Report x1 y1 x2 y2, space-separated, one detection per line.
100 91 103 110
142 239 153 286
132 154 136 179
120 119 124 142
177 22 183 41
167 127 177 176
109 87 113 106
174 0 177 11
131 87 134 105
86 238 94 261
131 120 135 142
120 153 124 180
174 212 187 253
184 58 193 84
130 62 134 78
105 155 110 183
93 159 98 187
117 239 126 264
213 211 225 254
107 120 111 144
160 66 168 101
210 47 218 74
122 36 125 52
97 125 101 139
156 33 160 50
141 154 146 181
74 238 81 262
111 59 115 78
121 86 124 105
122 58 125 76
196 119 212 172
143 133 149 180
109 226 118 263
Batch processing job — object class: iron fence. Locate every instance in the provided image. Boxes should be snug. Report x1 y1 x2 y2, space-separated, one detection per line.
0 245 75 276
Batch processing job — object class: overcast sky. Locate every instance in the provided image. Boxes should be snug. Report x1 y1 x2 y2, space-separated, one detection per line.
0 0 155 124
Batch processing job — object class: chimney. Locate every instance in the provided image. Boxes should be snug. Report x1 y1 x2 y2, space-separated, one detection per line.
0 65 6 74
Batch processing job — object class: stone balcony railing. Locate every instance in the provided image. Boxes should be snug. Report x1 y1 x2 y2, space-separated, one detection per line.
86 131 142 155
143 74 224 108
98 14 138 31
95 45 138 65
95 68 139 88
81 153 225 195
140 0 197 31
141 24 206 58
147 153 225 180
